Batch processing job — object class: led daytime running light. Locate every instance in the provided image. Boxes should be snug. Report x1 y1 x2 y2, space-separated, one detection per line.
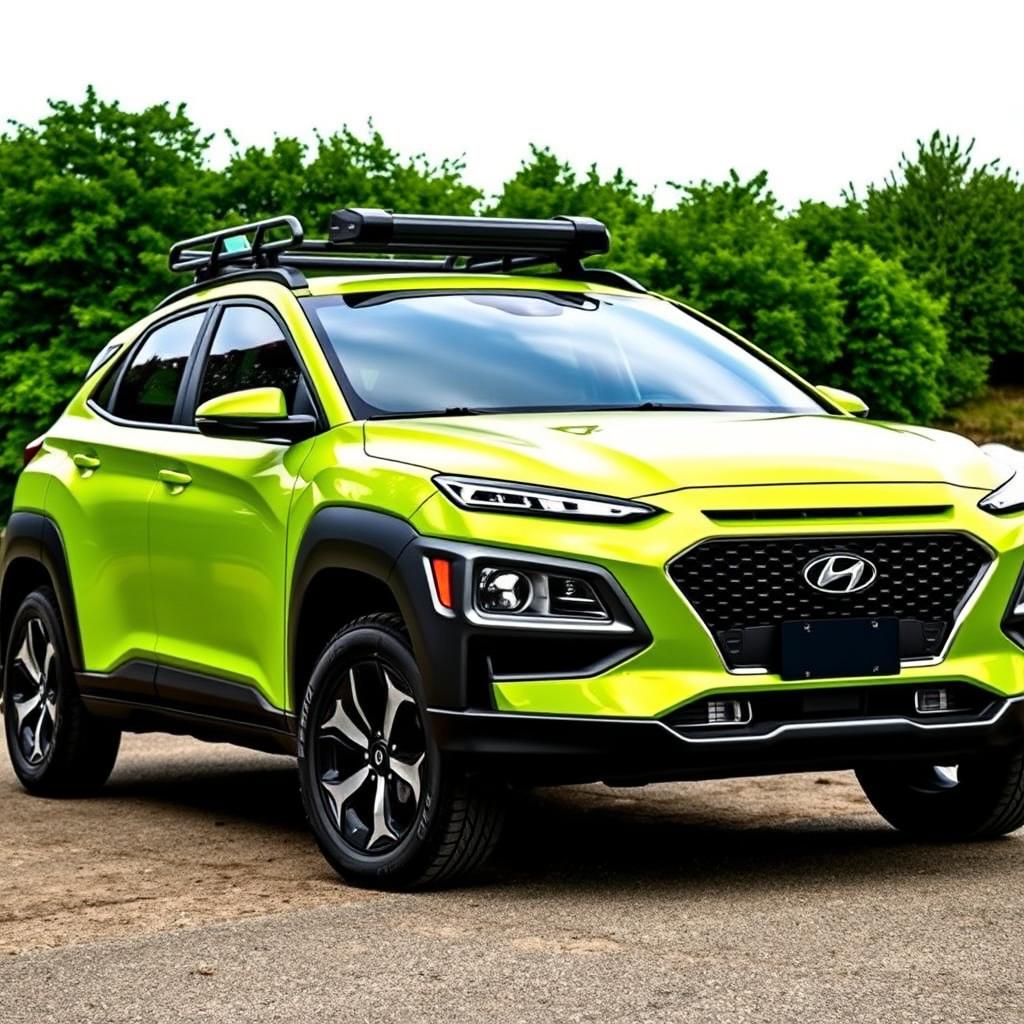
435 476 659 522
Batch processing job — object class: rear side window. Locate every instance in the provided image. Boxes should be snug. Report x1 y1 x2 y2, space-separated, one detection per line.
197 306 302 413
105 313 206 424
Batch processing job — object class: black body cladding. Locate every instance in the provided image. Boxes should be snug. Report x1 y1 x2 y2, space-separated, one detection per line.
0 512 83 676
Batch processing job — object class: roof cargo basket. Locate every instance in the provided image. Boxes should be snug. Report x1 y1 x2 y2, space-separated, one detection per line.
162 209 644 305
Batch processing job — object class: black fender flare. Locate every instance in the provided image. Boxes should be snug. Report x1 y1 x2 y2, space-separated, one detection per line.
0 512 84 680
288 506 425 705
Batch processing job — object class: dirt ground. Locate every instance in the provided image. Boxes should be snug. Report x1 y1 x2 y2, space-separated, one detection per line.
0 734 373 954
3 732 1024 1023
0 732 871 956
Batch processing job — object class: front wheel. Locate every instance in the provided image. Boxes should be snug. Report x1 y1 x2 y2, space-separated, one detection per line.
298 613 504 889
856 752 1024 840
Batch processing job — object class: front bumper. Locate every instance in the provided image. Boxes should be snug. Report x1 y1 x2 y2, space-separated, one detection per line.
429 696 1024 784
407 481 1024 719
396 480 1024 784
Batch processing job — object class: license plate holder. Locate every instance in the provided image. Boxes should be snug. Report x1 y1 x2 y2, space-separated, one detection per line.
780 617 900 681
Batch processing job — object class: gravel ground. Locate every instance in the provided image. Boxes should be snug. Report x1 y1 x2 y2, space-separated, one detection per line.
1 732 1023 1022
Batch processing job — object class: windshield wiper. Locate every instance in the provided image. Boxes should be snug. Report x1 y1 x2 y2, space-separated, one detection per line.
623 402 734 411
368 407 483 420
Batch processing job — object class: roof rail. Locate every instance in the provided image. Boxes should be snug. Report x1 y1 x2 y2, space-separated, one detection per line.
164 209 646 294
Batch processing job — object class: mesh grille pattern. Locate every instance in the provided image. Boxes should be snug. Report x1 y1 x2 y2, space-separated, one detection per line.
669 533 990 665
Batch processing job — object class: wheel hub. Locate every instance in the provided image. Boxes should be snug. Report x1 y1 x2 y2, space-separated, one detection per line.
370 742 389 772
8 616 59 766
315 658 426 855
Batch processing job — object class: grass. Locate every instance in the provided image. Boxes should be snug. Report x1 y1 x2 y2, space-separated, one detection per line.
939 387 1024 447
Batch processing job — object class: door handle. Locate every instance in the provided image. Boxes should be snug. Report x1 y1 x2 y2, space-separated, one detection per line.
158 468 192 490
72 453 101 472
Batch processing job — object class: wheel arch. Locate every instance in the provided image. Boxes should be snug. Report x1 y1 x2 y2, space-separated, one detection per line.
288 506 421 712
0 513 83 690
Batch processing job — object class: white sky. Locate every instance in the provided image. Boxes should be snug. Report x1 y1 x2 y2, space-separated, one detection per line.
2 0 1022 209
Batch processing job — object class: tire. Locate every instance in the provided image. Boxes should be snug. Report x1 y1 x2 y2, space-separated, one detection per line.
856 752 1024 840
298 613 504 890
3 586 121 796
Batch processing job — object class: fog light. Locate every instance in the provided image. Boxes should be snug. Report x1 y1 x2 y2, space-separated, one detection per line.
477 569 533 614
707 700 748 725
915 687 953 714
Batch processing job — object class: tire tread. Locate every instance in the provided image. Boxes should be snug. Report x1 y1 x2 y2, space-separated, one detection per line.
301 612 504 890
3 586 120 796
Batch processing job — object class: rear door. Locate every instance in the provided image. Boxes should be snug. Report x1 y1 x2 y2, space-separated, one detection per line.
45 308 210 680
144 300 319 715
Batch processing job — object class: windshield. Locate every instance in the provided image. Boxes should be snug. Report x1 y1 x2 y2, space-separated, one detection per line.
302 290 826 418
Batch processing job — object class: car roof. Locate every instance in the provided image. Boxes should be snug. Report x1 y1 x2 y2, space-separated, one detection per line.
301 272 633 299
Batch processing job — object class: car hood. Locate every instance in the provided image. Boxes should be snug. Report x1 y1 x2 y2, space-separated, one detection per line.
363 411 1007 498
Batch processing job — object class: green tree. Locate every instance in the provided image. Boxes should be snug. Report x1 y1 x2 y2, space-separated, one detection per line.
788 197 867 263
218 126 482 229
638 172 845 378
2 92 1022 512
0 88 219 507
490 146 661 282
860 133 1024 397
822 242 949 421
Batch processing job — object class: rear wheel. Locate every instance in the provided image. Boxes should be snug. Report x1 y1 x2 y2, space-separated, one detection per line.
856 752 1024 839
298 613 504 889
3 587 120 795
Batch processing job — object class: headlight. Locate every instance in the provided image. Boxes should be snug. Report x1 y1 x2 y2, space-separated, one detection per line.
473 565 611 622
979 444 1024 515
477 569 533 613
434 475 661 522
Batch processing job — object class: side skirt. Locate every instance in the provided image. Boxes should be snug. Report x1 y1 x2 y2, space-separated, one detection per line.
77 661 297 757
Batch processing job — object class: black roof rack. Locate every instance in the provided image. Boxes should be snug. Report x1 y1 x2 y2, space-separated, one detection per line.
161 208 645 307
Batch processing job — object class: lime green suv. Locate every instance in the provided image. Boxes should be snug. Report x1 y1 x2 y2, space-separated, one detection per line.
4 209 1024 888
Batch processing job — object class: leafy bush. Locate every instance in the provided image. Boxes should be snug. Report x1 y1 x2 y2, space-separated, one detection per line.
862 133 1024 368
638 173 845 378
821 243 948 421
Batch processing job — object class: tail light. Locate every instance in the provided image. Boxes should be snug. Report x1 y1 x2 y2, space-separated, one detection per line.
23 435 46 466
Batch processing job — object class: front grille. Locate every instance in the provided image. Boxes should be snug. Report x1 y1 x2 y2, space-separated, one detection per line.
668 532 991 670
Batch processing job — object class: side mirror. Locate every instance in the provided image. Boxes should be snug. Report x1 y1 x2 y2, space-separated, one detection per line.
816 384 869 418
195 387 317 444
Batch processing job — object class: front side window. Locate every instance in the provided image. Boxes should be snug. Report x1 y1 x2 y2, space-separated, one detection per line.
197 306 302 413
302 290 826 418
108 312 206 424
